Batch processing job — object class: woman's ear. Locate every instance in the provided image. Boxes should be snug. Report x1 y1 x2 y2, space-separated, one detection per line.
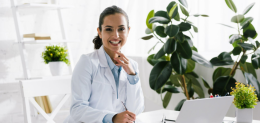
97 27 102 39
127 26 131 34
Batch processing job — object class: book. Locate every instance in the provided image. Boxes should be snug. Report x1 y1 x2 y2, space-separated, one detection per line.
23 33 51 40
34 97 45 114
42 96 50 113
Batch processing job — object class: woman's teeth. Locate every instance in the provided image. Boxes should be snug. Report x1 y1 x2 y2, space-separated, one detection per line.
110 41 121 44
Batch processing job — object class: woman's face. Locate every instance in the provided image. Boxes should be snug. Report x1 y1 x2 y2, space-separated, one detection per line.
97 13 130 53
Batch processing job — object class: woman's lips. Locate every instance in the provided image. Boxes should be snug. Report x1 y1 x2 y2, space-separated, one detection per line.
109 40 121 46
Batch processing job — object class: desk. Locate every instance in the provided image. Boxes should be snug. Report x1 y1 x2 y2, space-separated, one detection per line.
136 109 260 123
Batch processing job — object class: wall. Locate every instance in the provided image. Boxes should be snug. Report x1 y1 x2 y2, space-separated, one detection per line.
1 0 260 122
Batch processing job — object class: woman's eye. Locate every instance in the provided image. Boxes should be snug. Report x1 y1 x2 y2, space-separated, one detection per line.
105 28 112 31
119 28 125 31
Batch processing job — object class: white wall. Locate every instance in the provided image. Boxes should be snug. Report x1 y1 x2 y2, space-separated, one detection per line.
1 0 260 122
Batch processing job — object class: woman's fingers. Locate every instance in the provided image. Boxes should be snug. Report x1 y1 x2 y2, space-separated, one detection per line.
115 51 129 61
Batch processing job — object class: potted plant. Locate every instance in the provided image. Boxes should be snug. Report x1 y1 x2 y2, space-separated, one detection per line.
42 45 70 76
142 0 212 109
231 82 258 123
209 0 260 101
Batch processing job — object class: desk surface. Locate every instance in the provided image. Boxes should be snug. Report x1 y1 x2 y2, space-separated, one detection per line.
136 109 260 123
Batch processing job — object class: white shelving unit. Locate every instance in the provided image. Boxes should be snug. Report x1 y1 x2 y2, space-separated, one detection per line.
10 0 75 80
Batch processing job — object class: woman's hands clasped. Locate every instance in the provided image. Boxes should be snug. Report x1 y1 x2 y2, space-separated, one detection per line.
114 51 135 75
112 110 136 123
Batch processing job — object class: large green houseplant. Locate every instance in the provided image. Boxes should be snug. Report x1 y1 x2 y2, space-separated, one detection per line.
209 0 260 100
142 0 212 109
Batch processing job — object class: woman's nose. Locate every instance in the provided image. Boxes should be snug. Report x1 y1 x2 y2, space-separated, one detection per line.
113 30 119 38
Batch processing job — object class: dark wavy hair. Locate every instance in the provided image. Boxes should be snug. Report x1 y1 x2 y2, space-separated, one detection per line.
93 5 129 49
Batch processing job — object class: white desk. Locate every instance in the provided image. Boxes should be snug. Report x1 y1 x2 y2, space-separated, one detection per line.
137 109 260 123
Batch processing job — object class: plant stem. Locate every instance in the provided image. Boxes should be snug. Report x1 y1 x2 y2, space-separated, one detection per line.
153 32 164 43
181 75 190 100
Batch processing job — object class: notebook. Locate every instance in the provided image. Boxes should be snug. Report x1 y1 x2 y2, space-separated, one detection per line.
175 96 234 123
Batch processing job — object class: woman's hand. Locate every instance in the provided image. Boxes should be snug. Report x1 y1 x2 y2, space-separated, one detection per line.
114 51 135 75
112 110 136 123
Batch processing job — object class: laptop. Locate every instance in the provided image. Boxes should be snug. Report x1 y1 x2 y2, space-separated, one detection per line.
175 96 234 123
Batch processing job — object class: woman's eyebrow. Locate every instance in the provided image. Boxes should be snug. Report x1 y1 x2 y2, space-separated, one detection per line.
105 25 113 28
119 25 125 27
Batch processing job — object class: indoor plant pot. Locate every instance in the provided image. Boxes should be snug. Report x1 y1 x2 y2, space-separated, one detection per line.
236 108 253 123
231 82 258 123
49 61 65 76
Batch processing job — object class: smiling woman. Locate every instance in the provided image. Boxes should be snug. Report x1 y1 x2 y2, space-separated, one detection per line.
65 5 144 123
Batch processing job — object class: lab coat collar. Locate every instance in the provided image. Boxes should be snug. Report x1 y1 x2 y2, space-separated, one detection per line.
97 45 109 68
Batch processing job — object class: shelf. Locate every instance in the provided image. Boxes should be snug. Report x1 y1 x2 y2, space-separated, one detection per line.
15 75 72 81
15 3 73 10
17 40 82 44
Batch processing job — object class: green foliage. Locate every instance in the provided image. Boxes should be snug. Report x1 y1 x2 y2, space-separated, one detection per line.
42 45 70 65
142 0 211 109
231 82 258 109
211 1 260 99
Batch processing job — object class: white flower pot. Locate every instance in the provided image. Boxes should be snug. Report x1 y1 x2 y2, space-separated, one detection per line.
236 108 253 123
49 61 65 76
253 102 260 120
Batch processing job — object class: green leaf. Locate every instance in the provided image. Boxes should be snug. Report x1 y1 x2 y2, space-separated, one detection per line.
238 43 254 50
164 38 177 54
218 23 236 29
185 59 195 73
141 35 153 40
147 54 166 66
154 46 165 59
185 74 205 98
210 52 234 66
213 76 236 96
191 50 213 68
240 17 253 27
179 0 188 8
243 22 257 39
201 14 209 17
146 10 154 29
225 0 237 13
170 74 181 87
212 67 232 82
256 41 260 48
154 10 170 19
240 62 257 79
145 28 152 34
149 16 170 24
173 12 180 21
171 52 187 74
165 24 179 37
229 34 242 44
184 35 193 47
179 4 189 16
186 71 199 78
163 85 181 93
176 32 184 42
178 22 191 31
240 55 248 64
201 77 211 89
192 25 198 33
231 14 244 23
163 92 172 108
174 99 186 111
232 46 242 55
176 41 192 59
167 1 178 19
149 61 172 90
244 72 260 99
187 82 194 97
155 26 167 37
243 3 255 15
251 54 260 69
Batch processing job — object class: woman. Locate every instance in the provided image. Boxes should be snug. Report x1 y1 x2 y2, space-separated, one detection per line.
65 5 144 123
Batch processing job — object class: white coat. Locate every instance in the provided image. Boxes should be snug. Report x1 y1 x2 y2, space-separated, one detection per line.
65 46 145 123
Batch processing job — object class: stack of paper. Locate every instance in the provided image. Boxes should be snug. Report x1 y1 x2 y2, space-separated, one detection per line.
23 33 51 40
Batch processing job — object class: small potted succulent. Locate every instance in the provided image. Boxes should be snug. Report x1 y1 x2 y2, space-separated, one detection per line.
42 45 70 76
231 82 258 123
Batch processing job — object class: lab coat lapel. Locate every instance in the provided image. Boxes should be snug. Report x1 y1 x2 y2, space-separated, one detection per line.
97 46 117 92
